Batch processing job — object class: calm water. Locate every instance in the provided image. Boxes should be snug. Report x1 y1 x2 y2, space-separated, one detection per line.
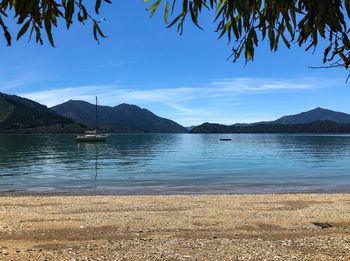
1 134 350 194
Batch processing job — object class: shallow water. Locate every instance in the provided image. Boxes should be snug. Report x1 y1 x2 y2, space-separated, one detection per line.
1 133 350 194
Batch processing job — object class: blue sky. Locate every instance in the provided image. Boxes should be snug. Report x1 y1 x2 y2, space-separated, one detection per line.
1 1 350 126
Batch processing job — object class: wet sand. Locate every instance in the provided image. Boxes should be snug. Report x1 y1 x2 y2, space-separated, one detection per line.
0 194 349 260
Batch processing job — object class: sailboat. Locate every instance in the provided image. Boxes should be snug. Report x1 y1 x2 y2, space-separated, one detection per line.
75 97 108 142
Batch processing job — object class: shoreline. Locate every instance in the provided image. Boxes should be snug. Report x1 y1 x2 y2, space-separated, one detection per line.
1 190 350 197
0 193 349 260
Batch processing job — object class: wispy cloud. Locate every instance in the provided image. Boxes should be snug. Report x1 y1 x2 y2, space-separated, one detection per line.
212 77 333 92
20 77 325 106
0 72 45 90
19 77 334 125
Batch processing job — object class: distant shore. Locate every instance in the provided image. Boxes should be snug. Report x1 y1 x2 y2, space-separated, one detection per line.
0 194 349 260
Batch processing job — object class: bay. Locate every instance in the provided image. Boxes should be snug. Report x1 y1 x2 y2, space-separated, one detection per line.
1 133 350 194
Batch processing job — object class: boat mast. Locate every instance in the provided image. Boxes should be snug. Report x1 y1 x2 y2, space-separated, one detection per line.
95 96 98 132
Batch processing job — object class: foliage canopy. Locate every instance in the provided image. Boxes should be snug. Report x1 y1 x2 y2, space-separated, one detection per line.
1 0 350 72
145 0 350 71
0 0 110 47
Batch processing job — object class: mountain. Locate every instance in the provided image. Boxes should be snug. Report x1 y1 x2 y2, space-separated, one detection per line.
274 107 350 124
52 100 188 133
191 107 350 133
185 125 197 131
0 93 84 133
191 120 350 133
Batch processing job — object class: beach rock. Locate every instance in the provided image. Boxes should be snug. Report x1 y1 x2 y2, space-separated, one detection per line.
312 222 333 229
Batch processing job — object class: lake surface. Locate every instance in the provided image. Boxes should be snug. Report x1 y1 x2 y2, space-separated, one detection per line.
1 134 350 194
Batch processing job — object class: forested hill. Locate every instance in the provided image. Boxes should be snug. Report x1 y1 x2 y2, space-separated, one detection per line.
0 93 84 133
191 107 350 133
190 121 350 134
52 100 188 133
274 107 350 124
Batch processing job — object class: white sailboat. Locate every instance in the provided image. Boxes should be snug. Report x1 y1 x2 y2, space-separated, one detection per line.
76 97 108 142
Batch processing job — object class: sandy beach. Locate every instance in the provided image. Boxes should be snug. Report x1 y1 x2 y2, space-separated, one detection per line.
0 194 349 260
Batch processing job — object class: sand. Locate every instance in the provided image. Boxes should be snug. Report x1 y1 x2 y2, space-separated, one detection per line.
0 194 349 260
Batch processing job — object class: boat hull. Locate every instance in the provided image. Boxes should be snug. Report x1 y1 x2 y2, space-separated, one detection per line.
75 135 108 142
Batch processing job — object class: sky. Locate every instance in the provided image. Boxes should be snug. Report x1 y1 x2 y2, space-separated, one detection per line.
1 1 350 126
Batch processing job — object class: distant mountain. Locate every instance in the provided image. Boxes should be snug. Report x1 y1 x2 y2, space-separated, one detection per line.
275 107 350 124
191 107 350 133
185 125 197 131
191 123 232 133
52 100 188 133
0 93 84 133
191 120 350 133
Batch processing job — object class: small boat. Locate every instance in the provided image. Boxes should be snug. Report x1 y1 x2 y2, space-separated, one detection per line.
220 138 232 141
76 130 108 142
76 97 108 142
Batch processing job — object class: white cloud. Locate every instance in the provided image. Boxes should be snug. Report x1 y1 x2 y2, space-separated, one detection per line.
18 77 334 125
21 85 112 107
212 77 329 92
20 77 325 106
0 72 45 90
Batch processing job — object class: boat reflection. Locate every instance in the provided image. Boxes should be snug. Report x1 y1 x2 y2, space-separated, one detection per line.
77 142 100 184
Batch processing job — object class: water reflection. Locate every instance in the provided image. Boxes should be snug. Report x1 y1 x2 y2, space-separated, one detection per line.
1 134 350 194
272 134 350 164
108 134 180 167
77 142 99 183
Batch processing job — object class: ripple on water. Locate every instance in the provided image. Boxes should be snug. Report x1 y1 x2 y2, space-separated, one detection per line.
0 133 350 194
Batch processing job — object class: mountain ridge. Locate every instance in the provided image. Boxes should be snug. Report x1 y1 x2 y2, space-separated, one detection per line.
274 107 350 124
2 92 350 134
0 93 85 133
52 100 188 133
191 120 350 133
191 107 350 133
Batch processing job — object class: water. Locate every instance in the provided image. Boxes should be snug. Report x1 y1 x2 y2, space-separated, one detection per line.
1 133 350 194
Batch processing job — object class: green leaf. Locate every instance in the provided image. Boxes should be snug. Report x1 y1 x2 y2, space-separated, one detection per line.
95 0 102 14
166 14 182 28
346 0 350 18
281 34 290 49
44 18 55 47
16 20 30 40
164 1 169 22
147 0 162 17
268 28 275 51
189 2 202 29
